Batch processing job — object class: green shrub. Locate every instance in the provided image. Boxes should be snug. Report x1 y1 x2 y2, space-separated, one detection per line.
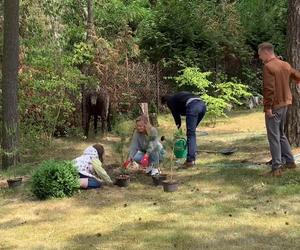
174 67 252 124
31 160 80 200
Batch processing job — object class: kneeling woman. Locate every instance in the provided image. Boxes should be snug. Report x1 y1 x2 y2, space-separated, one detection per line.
126 115 165 175
73 144 112 189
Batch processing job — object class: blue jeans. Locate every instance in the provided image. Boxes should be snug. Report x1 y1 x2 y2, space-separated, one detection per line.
79 173 102 189
133 149 164 165
186 100 206 162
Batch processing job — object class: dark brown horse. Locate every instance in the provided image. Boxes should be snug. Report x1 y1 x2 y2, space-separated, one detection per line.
84 89 111 137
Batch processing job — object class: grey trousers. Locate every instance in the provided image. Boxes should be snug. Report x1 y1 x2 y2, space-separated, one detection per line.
265 106 294 170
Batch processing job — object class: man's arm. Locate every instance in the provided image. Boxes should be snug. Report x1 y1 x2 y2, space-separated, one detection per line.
290 67 300 94
168 103 181 128
290 67 300 82
263 66 276 115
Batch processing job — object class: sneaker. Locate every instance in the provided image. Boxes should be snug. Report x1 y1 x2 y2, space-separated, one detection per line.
145 165 154 174
182 161 195 169
283 162 297 170
150 168 161 176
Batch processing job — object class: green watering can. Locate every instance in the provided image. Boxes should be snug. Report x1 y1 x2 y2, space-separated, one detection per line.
173 138 187 159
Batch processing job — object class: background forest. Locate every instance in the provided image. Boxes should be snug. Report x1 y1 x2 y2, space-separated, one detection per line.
0 0 289 154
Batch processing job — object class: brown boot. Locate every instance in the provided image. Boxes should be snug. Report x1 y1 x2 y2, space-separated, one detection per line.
182 161 195 169
263 168 283 177
283 162 297 170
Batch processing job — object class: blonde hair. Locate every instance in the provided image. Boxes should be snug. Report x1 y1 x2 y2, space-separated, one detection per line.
135 115 152 134
136 115 149 124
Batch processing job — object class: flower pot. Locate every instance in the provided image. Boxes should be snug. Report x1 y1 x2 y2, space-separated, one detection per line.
7 177 23 188
152 174 168 186
162 180 178 192
115 175 130 187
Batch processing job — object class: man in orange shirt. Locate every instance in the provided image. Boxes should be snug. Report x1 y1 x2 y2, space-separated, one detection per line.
258 42 300 176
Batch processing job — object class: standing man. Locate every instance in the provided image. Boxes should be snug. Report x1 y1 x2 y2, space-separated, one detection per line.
258 42 300 176
161 92 206 168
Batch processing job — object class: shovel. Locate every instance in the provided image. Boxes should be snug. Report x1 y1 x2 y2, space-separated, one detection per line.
197 147 238 155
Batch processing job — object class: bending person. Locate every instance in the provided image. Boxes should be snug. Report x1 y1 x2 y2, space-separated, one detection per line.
161 92 206 168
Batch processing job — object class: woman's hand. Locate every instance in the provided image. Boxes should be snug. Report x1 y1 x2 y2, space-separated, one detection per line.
140 154 149 168
123 158 132 168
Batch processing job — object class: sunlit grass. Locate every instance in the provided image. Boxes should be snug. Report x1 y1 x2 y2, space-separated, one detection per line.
1 110 300 249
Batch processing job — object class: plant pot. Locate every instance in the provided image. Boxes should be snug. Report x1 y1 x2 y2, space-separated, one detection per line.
115 175 130 187
152 174 168 186
162 180 178 192
7 177 23 188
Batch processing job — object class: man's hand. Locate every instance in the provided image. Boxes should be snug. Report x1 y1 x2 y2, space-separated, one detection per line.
265 109 275 118
296 82 300 95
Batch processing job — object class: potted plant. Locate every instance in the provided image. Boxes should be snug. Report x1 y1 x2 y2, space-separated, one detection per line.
152 172 168 186
162 162 179 192
113 135 131 187
115 167 130 187
7 176 23 188
161 134 179 192
6 161 22 188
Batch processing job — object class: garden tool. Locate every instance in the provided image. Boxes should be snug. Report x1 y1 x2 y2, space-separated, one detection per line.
197 147 238 155
160 135 187 159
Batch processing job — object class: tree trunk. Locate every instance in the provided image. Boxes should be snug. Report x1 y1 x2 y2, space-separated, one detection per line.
81 0 94 131
149 113 159 127
139 103 149 122
87 0 94 41
285 0 300 146
1 0 20 169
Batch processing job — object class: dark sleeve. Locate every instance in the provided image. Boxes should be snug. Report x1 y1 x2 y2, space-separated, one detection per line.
167 102 181 128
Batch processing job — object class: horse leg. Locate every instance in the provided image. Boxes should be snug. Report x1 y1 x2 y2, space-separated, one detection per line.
85 113 91 137
94 114 98 135
107 104 112 132
104 117 108 134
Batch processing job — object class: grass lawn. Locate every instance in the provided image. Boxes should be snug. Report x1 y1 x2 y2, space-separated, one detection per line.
0 110 300 250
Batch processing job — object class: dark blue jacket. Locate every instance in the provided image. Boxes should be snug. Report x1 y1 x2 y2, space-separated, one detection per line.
166 92 203 128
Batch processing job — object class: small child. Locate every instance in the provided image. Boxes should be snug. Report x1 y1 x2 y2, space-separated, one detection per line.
73 144 112 189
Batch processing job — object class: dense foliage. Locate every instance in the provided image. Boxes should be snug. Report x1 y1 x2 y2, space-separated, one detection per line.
31 160 79 200
0 0 289 153
174 67 252 123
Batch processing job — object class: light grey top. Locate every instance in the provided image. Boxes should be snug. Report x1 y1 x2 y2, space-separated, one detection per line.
129 127 159 158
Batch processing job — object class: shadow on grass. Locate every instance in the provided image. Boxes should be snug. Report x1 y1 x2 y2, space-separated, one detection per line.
65 222 299 250
199 132 268 155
